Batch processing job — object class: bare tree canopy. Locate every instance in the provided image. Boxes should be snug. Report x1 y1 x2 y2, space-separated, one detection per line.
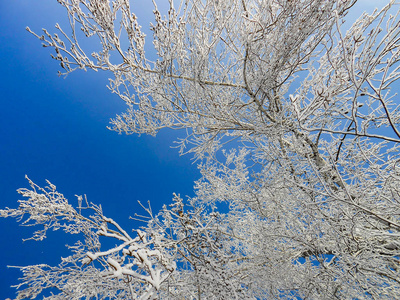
2 0 400 298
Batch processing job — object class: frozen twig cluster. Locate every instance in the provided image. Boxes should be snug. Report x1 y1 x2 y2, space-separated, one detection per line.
1 178 175 299
2 0 400 298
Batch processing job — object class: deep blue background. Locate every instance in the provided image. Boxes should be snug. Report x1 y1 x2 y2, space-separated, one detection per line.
0 1 198 299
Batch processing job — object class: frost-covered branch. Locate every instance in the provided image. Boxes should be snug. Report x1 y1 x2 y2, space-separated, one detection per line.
3 0 400 298
1 179 175 299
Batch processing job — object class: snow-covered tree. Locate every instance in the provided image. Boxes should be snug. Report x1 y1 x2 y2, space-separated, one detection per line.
2 0 400 298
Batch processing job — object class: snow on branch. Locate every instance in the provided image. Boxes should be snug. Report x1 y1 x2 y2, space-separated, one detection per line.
1 178 175 300
3 0 400 298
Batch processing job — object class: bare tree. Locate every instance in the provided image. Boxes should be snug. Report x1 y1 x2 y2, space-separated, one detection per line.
2 0 400 298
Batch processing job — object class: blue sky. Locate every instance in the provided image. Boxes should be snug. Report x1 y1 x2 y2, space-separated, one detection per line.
0 1 198 298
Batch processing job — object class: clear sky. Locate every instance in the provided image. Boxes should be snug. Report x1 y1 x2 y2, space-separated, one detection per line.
0 1 198 299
